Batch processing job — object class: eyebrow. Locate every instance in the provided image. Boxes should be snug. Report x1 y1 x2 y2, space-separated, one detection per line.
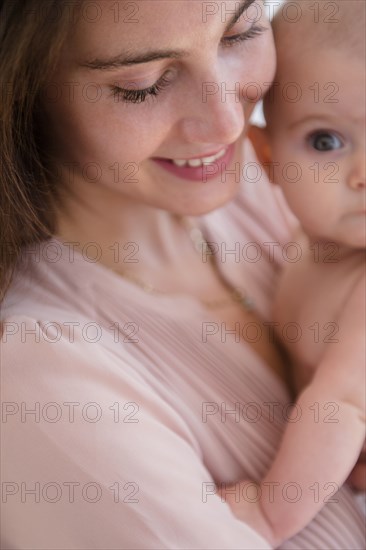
79 0 256 71
289 113 363 130
288 115 334 129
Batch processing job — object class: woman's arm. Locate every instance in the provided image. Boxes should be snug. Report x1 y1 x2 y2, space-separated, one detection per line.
348 442 366 491
1 315 270 550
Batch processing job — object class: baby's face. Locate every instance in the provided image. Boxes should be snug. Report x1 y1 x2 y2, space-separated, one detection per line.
266 48 365 249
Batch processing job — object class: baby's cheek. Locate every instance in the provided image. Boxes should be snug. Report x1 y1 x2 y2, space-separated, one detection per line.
270 147 299 187
274 165 314 221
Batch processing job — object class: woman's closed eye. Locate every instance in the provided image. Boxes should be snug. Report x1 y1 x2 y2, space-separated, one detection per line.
110 73 173 105
110 24 267 105
222 23 266 48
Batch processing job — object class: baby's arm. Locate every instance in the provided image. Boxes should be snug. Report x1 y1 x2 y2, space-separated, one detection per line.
223 275 366 547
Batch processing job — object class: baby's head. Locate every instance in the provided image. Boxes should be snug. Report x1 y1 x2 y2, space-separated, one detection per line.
258 0 365 249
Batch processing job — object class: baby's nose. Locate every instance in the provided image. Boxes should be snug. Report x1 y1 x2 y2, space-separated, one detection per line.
347 151 366 191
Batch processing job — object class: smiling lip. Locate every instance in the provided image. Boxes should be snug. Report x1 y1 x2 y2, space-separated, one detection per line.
151 142 236 182
154 147 228 162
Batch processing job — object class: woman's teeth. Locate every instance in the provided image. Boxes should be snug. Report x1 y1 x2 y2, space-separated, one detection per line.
171 147 227 168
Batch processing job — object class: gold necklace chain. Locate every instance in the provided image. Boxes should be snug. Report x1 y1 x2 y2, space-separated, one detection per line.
114 216 255 312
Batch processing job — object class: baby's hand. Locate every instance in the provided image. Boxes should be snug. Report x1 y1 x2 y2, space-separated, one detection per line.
348 442 366 491
217 480 277 548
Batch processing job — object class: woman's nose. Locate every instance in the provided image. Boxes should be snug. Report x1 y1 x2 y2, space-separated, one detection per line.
179 77 245 145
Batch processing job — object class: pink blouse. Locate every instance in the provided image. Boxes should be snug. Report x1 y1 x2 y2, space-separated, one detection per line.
1 141 365 549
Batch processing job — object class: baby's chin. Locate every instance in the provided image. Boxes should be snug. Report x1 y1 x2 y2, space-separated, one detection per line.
338 230 366 251
305 230 366 255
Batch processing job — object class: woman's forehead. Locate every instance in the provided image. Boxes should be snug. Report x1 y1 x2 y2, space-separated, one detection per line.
66 0 251 63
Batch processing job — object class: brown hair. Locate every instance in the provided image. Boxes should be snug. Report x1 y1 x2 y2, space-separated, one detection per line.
0 0 81 300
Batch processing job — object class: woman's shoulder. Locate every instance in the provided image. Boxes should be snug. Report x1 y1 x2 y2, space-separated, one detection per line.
0 313 143 386
1 314 107 371
0 312 204 460
0 313 171 430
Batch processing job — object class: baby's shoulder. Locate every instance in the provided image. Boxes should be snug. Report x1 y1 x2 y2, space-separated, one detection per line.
278 232 364 298
274 237 364 331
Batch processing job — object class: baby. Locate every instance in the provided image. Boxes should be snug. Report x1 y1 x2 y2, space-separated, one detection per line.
220 0 366 546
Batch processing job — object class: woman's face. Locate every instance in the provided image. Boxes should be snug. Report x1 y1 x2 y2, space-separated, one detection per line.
44 0 275 215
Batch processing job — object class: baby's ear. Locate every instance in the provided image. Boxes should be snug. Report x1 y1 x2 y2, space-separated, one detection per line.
247 125 274 182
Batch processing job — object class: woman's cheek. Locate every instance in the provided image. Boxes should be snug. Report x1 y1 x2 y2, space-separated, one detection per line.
76 101 155 165
251 32 276 94
240 51 276 104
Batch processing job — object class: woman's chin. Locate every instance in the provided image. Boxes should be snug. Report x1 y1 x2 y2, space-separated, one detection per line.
168 182 242 217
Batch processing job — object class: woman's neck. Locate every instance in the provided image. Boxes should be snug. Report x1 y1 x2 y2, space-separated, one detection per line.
54 181 202 275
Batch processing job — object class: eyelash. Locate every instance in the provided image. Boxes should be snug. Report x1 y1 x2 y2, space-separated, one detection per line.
111 24 266 105
111 74 172 104
222 24 265 47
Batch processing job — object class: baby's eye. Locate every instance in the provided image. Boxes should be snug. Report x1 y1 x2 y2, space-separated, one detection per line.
308 131 343 152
